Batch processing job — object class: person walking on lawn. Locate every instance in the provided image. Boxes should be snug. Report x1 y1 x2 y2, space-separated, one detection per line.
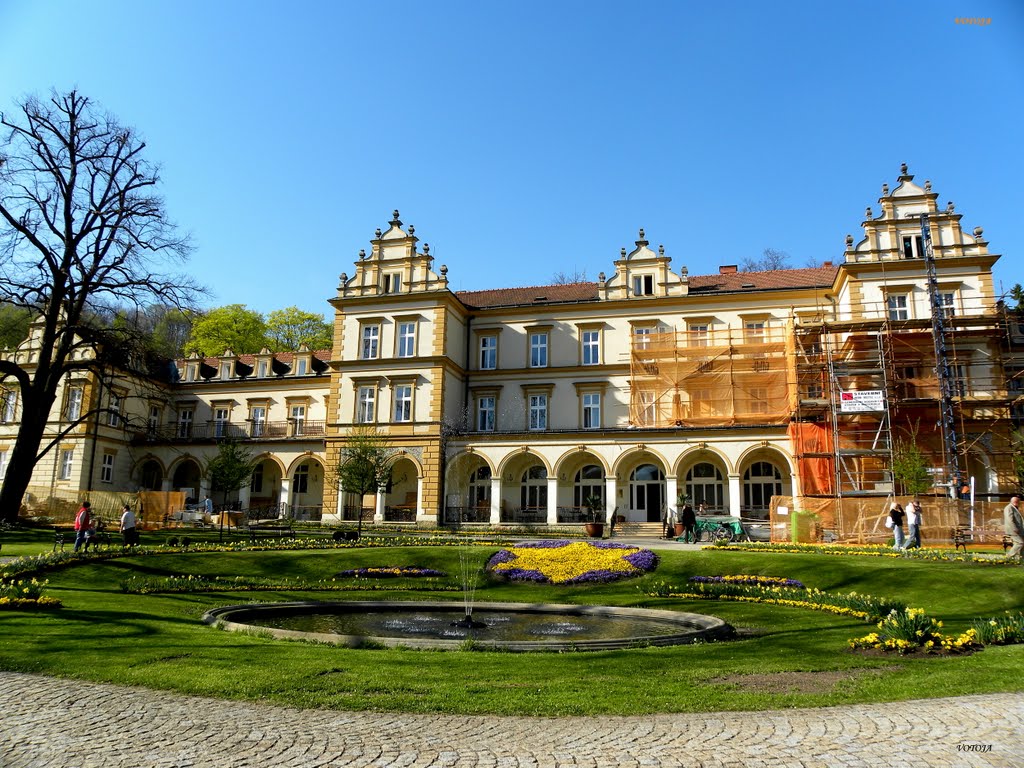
1004 495 1024 560
73 501 92 553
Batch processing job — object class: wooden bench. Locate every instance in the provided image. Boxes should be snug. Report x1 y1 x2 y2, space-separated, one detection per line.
247 522 294 543
54 526 113 552
951 527 971 553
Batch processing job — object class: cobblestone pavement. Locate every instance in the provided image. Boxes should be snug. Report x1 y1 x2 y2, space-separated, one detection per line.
2 672 1021 768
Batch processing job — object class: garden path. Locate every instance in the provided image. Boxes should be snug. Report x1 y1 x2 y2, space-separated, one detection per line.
1 670 1018 767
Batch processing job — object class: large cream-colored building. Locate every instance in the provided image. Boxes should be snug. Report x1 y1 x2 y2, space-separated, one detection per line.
0 166 1017 527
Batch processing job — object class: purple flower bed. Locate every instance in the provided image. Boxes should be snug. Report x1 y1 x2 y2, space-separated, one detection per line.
485 541 659 585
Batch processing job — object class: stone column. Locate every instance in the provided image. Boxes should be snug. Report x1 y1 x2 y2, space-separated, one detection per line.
728 473 741 518
490 476 502 525
546 476 559 525
237 485 250 511
278 477 291 518
416 476 425 521
666 476 679 520
374 489 386 523
605 476 618 525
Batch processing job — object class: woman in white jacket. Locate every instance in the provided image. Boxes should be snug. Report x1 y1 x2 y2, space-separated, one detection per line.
902 499 922 549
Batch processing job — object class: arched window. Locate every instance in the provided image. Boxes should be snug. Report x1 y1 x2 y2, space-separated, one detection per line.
468 465 491 508
520 465 548 509
743 461 782 516
685 462 724 511
293 462 310 494
574 464 604 508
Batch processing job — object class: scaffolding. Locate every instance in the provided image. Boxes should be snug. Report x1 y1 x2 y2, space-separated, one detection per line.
628 324 796 427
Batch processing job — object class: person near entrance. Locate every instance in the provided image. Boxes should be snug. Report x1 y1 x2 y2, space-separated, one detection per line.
1004 495 1024 560
680 502 697 543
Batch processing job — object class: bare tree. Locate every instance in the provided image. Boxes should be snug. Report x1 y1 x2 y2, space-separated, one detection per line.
551 268 589 284
740 248 792 272
0 90 202 522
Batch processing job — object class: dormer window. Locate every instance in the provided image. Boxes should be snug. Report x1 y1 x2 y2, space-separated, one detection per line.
901 235 925 259
185 364 198 382
632 275 654 296
382 273 402 294
258 360 268 378
220 363 231 380
296 358 308 376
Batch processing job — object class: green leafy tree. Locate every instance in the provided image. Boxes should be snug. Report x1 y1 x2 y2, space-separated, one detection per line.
206 440 256 508
331 426 393 538
0 90 200 523
0 302 32 350
265 306 332 351
892 425 934 497
185 304 267 357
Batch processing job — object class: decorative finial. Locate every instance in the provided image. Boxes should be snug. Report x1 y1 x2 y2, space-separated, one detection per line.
865 206 873 219
375 228 382 238
440 264 448 276
423 243 430 255
359 249 367 260
639 228 645 239
974 226 984 238
881 183 889 196
392 209 400 221
658 244 665 256
598 271 606 282
339 272 347 283
924 180 932 192
408 224 415 235
947 201 955 213
620 247 626 258
900 162 908 175
845 234 854 247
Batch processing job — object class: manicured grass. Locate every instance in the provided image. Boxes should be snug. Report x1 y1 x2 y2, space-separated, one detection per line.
2 543 1024 715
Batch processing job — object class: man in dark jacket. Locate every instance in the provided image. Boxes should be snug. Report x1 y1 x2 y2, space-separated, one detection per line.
681 503 697 543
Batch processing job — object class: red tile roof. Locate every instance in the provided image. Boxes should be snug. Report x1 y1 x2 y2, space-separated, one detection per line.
455 265 840 308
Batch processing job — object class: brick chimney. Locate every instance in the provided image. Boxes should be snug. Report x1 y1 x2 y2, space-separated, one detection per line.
719 265 738 274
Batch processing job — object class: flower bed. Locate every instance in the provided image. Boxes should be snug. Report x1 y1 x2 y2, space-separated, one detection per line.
120 573 457 594
849 608 979 654
335 566 447 578
0 578 60 609
486 540 658 585
710 540 1016 565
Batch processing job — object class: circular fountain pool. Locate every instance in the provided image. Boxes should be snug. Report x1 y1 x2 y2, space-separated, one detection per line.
203 601 733 652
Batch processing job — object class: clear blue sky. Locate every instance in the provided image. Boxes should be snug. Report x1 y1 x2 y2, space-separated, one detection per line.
1 1 1021 317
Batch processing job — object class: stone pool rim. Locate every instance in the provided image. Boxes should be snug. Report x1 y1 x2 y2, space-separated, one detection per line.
202 600 734 652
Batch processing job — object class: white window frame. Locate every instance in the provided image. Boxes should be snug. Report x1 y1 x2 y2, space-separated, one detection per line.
100 452 114 484
633 327 652 351
477 396 496 432
582 392 601 429
938 291 957 319
148 405 161 433
214 407 229 437
393 384 413 422
177 408 194 438
744 321 765 344
59 448 74 480
250 406 266 437
638 390 657 426
397 322 416 358
479 335 497 370
107 393 122 427
257 360 268 378
581 330 600 366
689 323 709 347
290 404 307 435
357 387 376 424
886 294 909 321
382 273 402 294
296 358 308 376
361 324 380 360
1 390 17 423
528 394 548 431
0 449 9 480
632 274 654 296
66 387 83 422
529 332 548 368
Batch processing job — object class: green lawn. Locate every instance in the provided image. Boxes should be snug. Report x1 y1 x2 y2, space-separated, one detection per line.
3 542 1024 715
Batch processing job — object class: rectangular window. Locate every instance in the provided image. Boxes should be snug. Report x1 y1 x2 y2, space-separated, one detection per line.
477 396 495 432
59 449 74 480
107 393 122 427
689 324 709 347
582 393 601 429
361 324 380 360
251 406 266 437
214 407 229 437
100 452 114 484
887 294 909 321
952 364 968 397
296 358 308 375
0 450 7 479
530 332 548 368
632 275 654 296
397 322 416 358
633 327 652 351
290 404 306 435
639 391 656 425
357 387 376 423
939 292 956 318
529 394 548 431
382 273 402 293
1 390 17 423
744 321 765 344
148 405 161 433
185 364 197 382
749 386 769 414
220 363 231 380
258 361 268 378
393 385 413 422
66 388 83 422
902 235 925 259
479 335 497 369
582 330 600 365
177 409 194 438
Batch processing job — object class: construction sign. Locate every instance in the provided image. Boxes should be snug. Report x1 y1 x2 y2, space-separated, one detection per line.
839 390 885 412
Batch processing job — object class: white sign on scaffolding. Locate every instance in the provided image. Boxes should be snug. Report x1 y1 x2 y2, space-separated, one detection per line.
839 389 886 412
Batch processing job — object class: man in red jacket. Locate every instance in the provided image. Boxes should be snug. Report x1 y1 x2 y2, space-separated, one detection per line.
74 501 92 553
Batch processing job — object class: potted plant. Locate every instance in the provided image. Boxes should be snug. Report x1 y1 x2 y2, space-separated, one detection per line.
583 495 604 538
674 492 692 537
